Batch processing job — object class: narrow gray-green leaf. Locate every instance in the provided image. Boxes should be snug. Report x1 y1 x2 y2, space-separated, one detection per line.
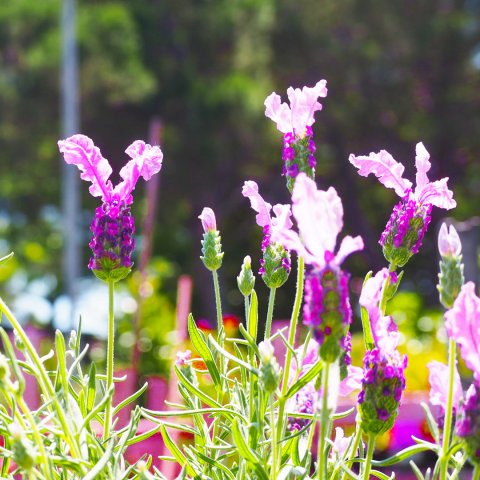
187 314 221 387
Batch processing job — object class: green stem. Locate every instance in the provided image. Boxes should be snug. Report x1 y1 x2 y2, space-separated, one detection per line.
276 256 305 445
270 396 277 478
440 338 456 480
363 434 376 480
339 420 362 480
0 297 82 461
212 270 224 346
103 279 115 441
317 361 331 480
264 287 276 340
473 465 480 480
246 295 255 424
17 396 52 478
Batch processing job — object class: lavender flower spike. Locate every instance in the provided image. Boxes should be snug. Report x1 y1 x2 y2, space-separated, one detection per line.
58 135 163 282
349 143 455 267
456 383 480 466
272 173 363 362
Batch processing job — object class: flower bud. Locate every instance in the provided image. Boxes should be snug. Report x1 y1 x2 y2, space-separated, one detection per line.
303 262 352 363
437 224 464 309
456 383 480 466
258 340 281 393
438 223 461 258
175 350 197 386
260 243 290 289
10 423 36 471
89 203 134 283
358 348 407 435
0 354 10 385
199 208 224 271
237 256 255 296
380 191 432 267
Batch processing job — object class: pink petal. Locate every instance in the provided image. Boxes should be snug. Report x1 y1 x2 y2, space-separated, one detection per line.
445 282 480 381
415 177 456 210
199 207 217 232
335 235 364 265
271 204 293 234
241 181 272 228
339 365 363 396
272 227 317 264
414 142 431 192
349 150 413 197
58 134 113 201
427 360 462 411
114 141 163 204
291 174 343 266
287 80 327 134
438 223 462 257
264 92 292 134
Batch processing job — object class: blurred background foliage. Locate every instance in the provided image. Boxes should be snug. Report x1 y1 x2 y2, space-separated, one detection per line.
0 0 479 378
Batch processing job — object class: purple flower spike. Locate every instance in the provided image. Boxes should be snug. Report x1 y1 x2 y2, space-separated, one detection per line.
350 142 455 267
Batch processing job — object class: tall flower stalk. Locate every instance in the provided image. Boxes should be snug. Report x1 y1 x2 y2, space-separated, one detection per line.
58 134 163 439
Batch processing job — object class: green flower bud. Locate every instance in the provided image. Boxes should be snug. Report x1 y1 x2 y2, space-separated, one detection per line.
10 423 36 471
200 230 224 271
237 256 255 296
0 354 10 384
258 341 280 393
438 255 464 309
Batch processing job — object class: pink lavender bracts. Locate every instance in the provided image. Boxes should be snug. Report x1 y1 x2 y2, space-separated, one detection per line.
349 143 455 267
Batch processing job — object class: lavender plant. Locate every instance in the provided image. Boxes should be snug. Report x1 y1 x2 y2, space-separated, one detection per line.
0 77 479 480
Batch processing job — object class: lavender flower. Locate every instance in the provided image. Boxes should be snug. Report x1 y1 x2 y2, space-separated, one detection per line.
242 181 292 288
349 143 455 267
199 207 224 272
272 173 363 362
58 135 163 282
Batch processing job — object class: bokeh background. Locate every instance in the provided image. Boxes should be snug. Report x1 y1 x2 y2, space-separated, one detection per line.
1 0 480 381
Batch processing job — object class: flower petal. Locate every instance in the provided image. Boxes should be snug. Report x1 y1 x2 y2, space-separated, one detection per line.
264 92 292 134
58 134 113 201
414 142 431 192
438 223 462 257
349 150 413 197
291 174 343 265
287 80 327 134
416 177 456 210
339 365 363 396
427 360 462 411
114 141 164 204
198 207 217 232
335 235 364 266
271 204 293 234
242 181 272 228
445 282 480 381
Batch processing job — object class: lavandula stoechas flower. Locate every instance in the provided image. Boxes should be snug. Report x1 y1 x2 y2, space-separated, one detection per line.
272 173 363 362
264 80 327 192
199 207 224 272
58 135 163 282
357 270 407 435
349 143 455 267
437 223 464 309
242 181 292 288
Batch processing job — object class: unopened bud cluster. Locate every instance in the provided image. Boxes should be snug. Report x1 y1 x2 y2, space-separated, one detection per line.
258 341 281 393
260 225 291 289
237 256 255 296
200 230 224 271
